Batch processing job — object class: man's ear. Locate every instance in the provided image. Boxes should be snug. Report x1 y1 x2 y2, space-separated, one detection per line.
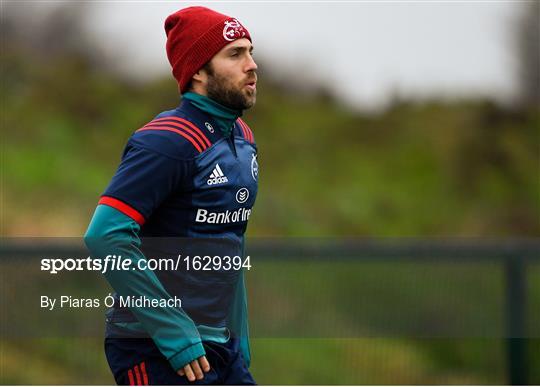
192 68 206 84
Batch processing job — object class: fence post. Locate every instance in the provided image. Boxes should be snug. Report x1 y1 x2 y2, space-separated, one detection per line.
505 256 528 385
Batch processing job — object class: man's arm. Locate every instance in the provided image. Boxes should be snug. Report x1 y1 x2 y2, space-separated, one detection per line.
85 204 209 378
85 138 210 380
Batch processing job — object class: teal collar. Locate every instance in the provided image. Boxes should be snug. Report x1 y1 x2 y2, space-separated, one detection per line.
182 92 241 137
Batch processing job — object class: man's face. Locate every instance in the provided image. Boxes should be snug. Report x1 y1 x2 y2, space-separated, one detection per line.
200 38 258 110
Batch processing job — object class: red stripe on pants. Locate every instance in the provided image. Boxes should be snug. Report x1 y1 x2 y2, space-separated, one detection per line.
134 365 142 385
140 362 149 385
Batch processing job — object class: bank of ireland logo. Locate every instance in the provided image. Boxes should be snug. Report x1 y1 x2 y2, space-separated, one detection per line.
236 188 249 204
251 153 258 181
223 18 246 42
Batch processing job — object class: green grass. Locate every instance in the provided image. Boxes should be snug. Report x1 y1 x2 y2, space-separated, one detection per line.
2 338 531 384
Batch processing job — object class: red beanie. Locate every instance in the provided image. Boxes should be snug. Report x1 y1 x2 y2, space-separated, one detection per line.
164 6 252 93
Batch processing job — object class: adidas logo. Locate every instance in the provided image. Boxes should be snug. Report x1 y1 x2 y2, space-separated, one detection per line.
207 164 229 185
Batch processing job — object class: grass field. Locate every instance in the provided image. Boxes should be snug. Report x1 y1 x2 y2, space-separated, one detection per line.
2 338 539 384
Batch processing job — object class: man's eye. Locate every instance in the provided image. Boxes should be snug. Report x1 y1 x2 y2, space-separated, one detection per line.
231 52 239 57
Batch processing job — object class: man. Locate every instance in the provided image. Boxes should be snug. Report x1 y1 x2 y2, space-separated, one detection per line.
84 6 259 385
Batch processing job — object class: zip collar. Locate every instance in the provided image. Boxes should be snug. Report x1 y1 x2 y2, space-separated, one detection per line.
181 92 242 137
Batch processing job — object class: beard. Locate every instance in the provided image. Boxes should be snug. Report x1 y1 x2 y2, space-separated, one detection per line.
204 64 257 110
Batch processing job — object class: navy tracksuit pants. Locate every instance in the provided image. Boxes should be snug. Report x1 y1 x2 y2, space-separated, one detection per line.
105 338 256 385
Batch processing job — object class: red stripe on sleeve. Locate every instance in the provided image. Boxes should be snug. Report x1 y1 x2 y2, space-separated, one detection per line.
239 119 254 143
140 362 149 385
136 126 203 153
151 117 212 148
168 117 212 147
246 123 254 143
134 365 142 385
143 121 208 150
239 119 248 142
128 369 135 386
237 119 248 140
98 196 146 225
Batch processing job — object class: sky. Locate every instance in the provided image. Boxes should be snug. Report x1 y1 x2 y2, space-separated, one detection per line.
8 1 528 111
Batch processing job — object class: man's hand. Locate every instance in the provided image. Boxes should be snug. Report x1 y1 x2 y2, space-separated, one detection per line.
177 356 211 382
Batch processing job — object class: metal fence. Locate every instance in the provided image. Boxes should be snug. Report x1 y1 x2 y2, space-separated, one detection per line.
1 237 539 384
248 238 540 385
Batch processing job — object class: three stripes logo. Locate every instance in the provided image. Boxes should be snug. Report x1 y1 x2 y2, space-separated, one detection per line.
207 164 229 186
136 116 211 153
127 361 148 385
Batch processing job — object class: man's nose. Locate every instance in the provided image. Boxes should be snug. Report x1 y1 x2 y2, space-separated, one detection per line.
245 55 258 72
